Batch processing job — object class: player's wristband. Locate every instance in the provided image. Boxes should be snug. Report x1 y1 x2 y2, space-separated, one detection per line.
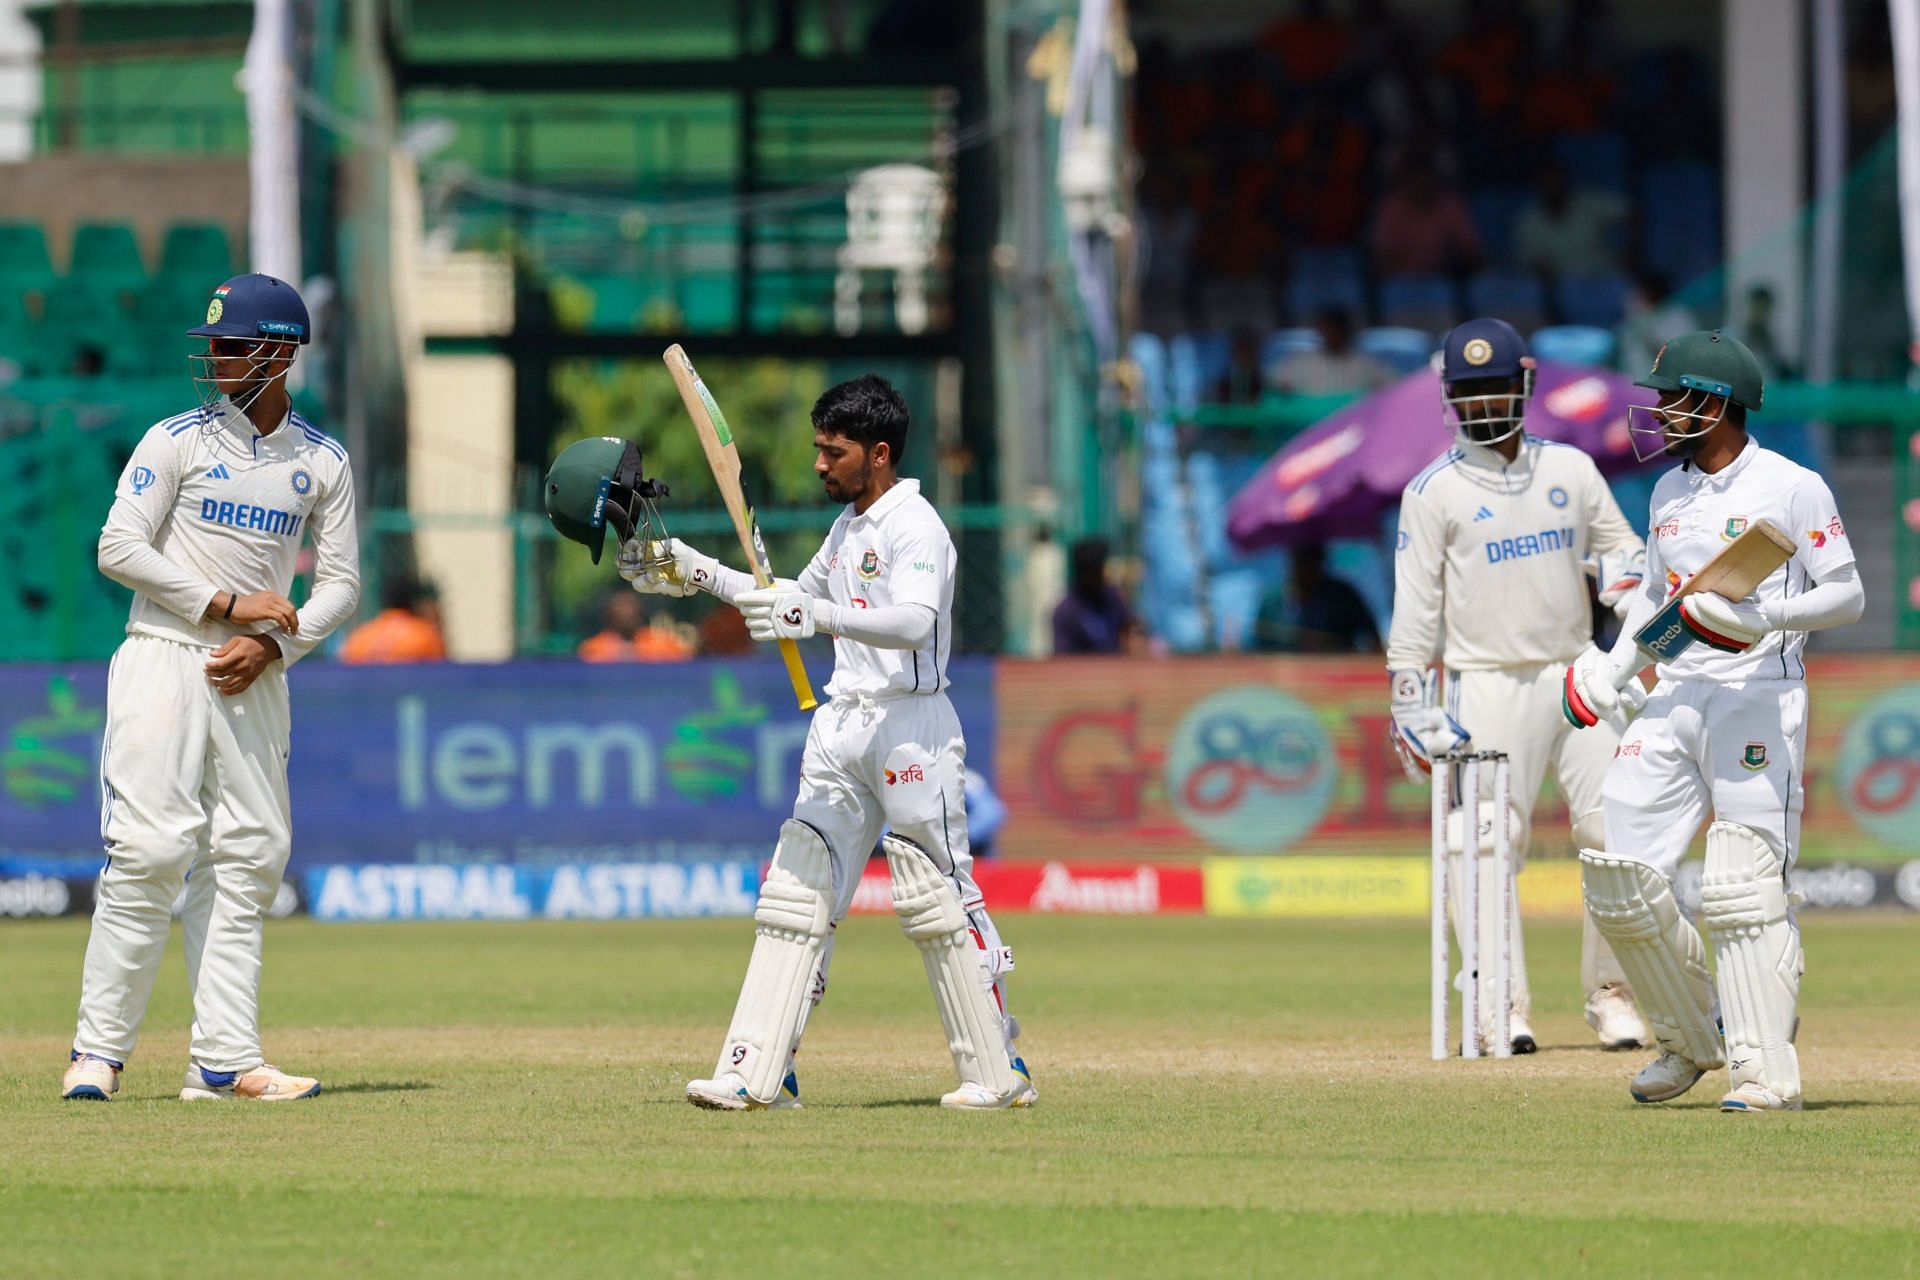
223 592 236 620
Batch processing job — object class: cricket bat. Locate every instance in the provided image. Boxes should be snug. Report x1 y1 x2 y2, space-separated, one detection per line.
663 343 818 712
1612 519 1798 688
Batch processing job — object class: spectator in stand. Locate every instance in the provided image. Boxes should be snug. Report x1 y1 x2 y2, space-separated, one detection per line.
1277 90 1371 248
697 603 755 656
1436 0 1534 124
1513 160 1626 282
1257 0 1354 87
1615 268 1698 376
1052 537 1139 655
1519 44 1617 138
1268 307 1395 396
70 345 107 378
1628 50 1719 165
1370 155 1482 279
1735 283 1797 381
339 575 446 664
1252 542 1382 654
578 590 694 663
1364 29 1457 176
1214 327 1268 405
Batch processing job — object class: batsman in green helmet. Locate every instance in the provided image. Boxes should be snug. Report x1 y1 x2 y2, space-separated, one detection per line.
1563 329 1865 1114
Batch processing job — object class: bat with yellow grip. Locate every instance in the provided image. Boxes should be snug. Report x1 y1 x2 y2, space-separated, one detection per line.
662 344 817 712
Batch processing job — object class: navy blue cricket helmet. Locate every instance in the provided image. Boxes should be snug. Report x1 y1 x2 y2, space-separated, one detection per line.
188 273 310 346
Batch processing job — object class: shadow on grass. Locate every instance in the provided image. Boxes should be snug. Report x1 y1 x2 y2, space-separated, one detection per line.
322 1080 438 1095
850 1097 943 1110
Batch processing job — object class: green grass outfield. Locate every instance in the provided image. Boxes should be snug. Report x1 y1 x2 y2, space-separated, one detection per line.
3 913 1918 1278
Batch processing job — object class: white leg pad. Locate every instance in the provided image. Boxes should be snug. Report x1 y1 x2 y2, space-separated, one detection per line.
1699 822 1802 1101
884 834 1020 1099
715 820 835 1104
1580 850 1725 1069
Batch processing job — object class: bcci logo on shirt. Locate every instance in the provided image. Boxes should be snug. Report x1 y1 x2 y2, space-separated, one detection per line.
290 468 313 497
857 549 882 580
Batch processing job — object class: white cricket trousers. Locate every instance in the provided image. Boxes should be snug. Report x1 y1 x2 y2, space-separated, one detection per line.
792 689 1012 1012
1448 663 1629 1003
73 633 293 1071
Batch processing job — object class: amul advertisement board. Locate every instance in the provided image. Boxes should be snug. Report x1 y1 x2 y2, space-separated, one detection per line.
992 653 1920 865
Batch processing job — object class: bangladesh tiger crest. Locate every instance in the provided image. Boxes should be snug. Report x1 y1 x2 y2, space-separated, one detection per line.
1741 741 1769 771
857 549 882 580
1723 517 1748 540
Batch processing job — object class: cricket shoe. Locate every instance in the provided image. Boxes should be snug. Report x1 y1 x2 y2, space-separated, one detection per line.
1630 1051 1708 1104
1585 983 1648 1051
1476 1012 1537 1056
1720 1083 1802 1114
940 1057 1037 1110
61 1052 122 1101
685 1070 801 1111
180 1063 321 1101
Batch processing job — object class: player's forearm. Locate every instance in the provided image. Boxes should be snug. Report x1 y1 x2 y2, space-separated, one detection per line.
815 601 935 649
97 533 219 625
276 574 362 665
1763 565 1864 633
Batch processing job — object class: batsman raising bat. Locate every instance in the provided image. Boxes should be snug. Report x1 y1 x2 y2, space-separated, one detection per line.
1388 318 1650 1056
1563 331 1863 1113
622 372 1034 1111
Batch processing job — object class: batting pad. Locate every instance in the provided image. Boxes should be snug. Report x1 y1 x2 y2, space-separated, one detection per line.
1580 850 1725 1069
1700 822 1802 1100
883 834 1021 1100
718 820 835 1104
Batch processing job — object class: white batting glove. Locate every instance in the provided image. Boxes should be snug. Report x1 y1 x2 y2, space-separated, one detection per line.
1562 645 1647 729
1583 549 1647 619
617 536 710 597
1677 593 1772 652
736 580 818 641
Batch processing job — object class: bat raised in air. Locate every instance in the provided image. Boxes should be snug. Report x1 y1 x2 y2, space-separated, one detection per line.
663 343 817 712
1613 518 1798 687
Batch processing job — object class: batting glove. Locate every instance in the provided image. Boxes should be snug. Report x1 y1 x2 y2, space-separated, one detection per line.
1583 548 1647 619
618 536 709 597
736 580 817 641
1676 593 1771 653
1562 645 1647 728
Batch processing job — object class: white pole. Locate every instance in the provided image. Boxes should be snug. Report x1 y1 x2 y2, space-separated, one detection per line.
1891 0 1920 371
1431 754 1450 1060
1460 755 1480 1059
1493 755 1513 1059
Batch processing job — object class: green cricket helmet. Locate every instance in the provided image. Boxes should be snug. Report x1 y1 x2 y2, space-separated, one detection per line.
1628 330 1764 462
543 436 669 564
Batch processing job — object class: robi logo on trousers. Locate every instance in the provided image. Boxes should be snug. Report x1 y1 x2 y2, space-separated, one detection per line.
885 764 925 786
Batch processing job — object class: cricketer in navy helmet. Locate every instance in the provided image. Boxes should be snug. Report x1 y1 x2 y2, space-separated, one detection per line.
1385 317 1651 1055
60 274 361 1104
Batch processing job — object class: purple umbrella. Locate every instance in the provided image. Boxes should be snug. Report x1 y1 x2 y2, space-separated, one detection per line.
1225 360 1657 552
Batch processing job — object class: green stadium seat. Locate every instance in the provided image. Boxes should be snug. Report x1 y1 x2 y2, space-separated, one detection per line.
0 221 55 278
68 222 148 290
159 222 236 282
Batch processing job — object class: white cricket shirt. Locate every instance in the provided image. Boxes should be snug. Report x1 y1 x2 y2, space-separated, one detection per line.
1641 439 1854 683
1388 434 1643 670
797 478 952 697
98 401 361 662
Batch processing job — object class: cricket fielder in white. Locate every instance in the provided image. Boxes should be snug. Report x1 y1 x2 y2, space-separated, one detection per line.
1564 331 1863 1112
1388 317 1649 1054
621 374 1034 1111
61 274 360 1103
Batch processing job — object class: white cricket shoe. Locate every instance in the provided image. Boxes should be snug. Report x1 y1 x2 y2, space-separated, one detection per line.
1630 1051 1708 1103
685 1069 801 1111
940 1057 1038 1110
61 1052 121 1101
1585 983 1648 1051
180 1063 321 1101
1720 1082 1802 1114
1476 1012 1536 1056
